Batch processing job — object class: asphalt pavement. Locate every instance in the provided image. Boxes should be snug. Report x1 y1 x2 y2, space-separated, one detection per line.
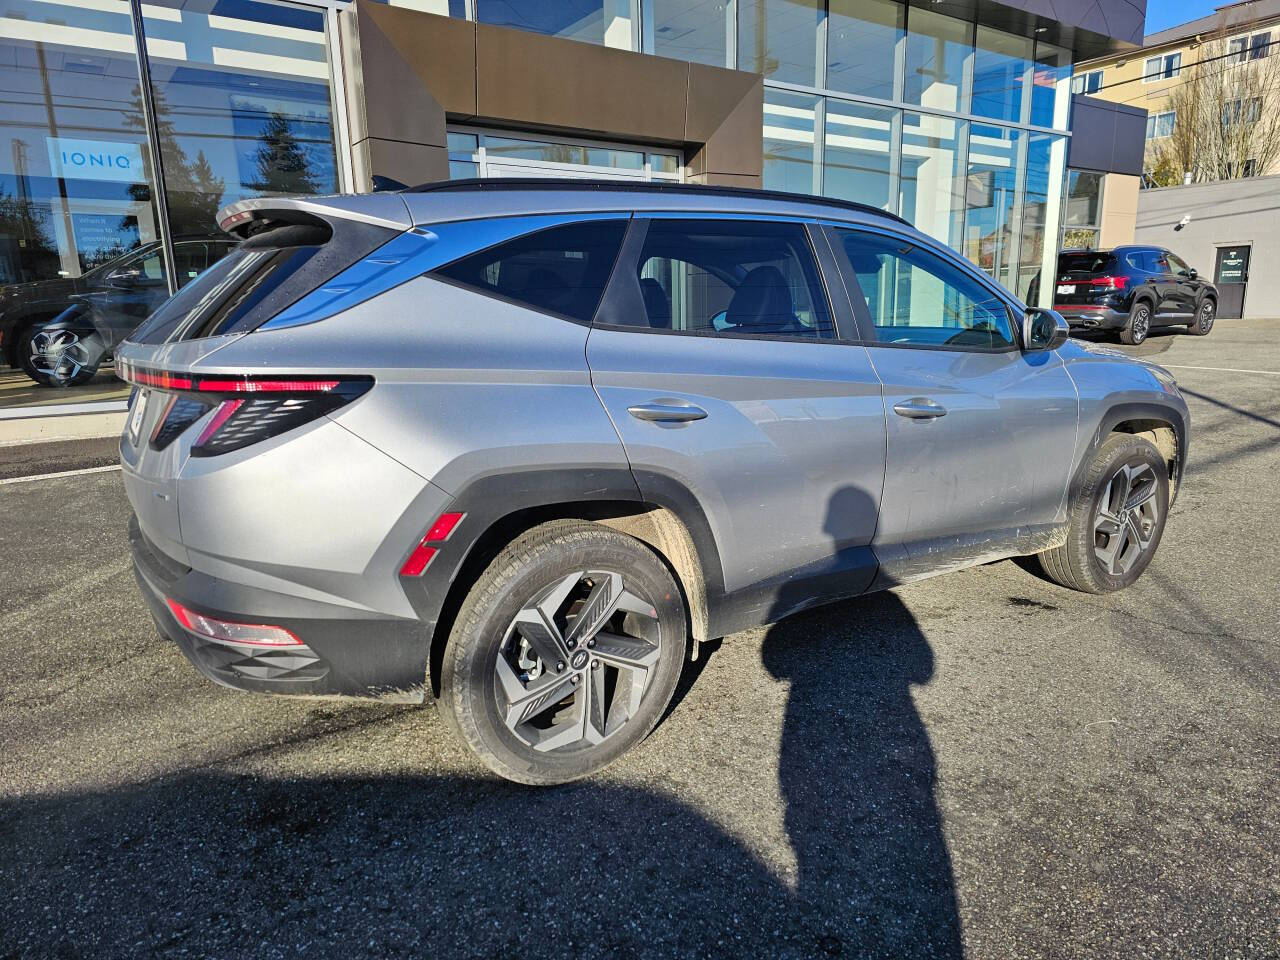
1 321 1277 959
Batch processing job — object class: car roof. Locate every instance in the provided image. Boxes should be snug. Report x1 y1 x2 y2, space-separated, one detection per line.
400 177 912 229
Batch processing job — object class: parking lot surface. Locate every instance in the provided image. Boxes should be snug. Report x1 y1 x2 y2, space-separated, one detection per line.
1 321 1277 959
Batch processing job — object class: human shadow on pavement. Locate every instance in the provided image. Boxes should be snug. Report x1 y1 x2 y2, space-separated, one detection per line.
0 510 961 959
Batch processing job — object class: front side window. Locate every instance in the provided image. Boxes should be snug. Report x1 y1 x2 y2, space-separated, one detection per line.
835 229 1014 351
1167 252 1191 274
625 219 833 339
432 219 628 323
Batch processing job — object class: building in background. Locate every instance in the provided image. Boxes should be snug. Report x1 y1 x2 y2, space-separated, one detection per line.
2 0 1148 382
1073 0 1280 196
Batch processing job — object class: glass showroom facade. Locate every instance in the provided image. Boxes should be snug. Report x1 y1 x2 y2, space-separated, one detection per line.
0 0 1074 335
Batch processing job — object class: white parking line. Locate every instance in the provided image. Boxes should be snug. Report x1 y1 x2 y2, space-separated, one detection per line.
0 464 121 485
1162 364 1280 377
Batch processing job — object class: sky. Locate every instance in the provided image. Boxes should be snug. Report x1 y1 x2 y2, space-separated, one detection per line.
1144 0 1227 35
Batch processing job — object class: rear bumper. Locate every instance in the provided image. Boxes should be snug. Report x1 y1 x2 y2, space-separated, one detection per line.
130 516 429 701
1053 305 1129 330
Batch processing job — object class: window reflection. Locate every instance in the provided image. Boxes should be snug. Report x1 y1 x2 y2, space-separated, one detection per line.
763 88 820 194
739 0 822 86
650 0 730 66
900 112 963 247
903 9 971 113
827 0 902 102
823 99 894 211
139 0 339 242
972 27 1031 123
964 124 1020 290
476 0 634 49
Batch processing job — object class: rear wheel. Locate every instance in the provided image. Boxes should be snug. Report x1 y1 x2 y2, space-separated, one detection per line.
1036 433 1169 593
440 520 687 785
1188 297 1216 336
1119 301 1152 346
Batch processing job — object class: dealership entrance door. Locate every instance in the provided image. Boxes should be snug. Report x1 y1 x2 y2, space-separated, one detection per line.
447 131 682 182
1213 245 1250 319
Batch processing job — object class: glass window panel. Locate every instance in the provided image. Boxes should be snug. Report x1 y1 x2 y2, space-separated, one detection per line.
476 0 634 50
140 0 339 252
650 0 730 66
826 0 903 102
449 160 480 179
433 220 628 322
633 219 833 338
903 9 971 113
972 27 1031 122
448 132 479 153
0 0 161 290
376 0 466 15
647 153 680 174
823 99 894 211
739 0 822 86
899 112 963 248
1031 41 1071 129
1018 131 1067 304
836 228 1014 350
1064 171 1104 229
963 123 1020 289
763 89 819 194
484 136 645 169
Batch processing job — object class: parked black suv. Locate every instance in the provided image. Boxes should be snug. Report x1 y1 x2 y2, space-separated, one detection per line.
0 237 237 387
1048 246 1217 345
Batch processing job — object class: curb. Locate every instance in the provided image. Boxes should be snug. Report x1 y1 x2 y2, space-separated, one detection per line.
0 403 128 446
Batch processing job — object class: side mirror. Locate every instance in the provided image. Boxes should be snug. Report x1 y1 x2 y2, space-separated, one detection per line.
1022 307 1069 352
106 267 143 287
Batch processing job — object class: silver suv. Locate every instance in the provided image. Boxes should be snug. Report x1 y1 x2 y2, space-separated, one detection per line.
118 181 1189 785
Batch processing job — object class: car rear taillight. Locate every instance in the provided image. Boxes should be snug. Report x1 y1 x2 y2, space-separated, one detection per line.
1089 275 1128 289
400 511 465 576
118 360 372 456
165 597 302 647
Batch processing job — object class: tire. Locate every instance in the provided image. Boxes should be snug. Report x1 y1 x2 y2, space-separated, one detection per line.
1036 433 1170 593
1119 301 1152 346
1187 297 1216 336
440 520 688 785
17 322 102 387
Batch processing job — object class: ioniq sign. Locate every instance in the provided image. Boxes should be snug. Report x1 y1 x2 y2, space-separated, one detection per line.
45 137 145 183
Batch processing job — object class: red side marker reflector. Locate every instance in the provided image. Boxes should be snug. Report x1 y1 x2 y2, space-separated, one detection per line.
400 544 438 577
400 512 465 577
165 597 302 647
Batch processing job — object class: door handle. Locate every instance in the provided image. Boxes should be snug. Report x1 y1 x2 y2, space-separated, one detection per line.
626 400 708 423
893 397 947 420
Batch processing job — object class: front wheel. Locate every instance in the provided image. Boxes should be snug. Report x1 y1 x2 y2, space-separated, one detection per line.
1188 297 1216 336
1119 301 1152 346
1035 433 1170 593
18 323 103 387
440 520 687 785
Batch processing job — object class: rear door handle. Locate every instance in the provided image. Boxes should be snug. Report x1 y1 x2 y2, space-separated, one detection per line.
893 397 947 420
627 400 708 423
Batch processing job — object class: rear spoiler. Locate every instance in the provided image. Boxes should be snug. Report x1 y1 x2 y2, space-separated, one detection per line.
215 194 414 239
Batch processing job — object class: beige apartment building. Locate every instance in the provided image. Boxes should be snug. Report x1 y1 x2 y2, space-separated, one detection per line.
1063 0 1280 250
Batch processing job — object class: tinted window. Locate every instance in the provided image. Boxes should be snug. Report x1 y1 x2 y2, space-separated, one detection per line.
1059 252 1116 275
1123 252 1147 271
836 229 1014 350
173 243 209 286
1166 252 1191 274
433 220 627 323
626 219 833 339
1145 251 1171 273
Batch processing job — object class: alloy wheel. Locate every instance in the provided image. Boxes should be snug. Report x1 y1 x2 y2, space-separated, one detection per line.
28 329 94 385
1093 461 1161 576
495 570 662 753
1198 300 1215 334
1130 307 1150 344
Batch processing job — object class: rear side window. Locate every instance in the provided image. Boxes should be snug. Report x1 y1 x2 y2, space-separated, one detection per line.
621 219 833 339
836 228 1014 351
432 219 627 323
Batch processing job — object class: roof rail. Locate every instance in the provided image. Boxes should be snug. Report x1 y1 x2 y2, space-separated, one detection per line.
402 177 911 226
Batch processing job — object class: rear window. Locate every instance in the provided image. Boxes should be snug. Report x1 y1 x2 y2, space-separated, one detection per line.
432 219 628 323
1058 252 1116 275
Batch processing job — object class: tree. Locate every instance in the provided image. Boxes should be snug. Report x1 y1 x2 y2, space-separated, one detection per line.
246 112 320 196
1147 27 1280 184
0 186 59 283
120 84 226 236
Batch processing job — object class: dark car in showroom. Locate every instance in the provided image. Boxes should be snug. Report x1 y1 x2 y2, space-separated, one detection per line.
0 237 237 387
1048 245 1217 345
